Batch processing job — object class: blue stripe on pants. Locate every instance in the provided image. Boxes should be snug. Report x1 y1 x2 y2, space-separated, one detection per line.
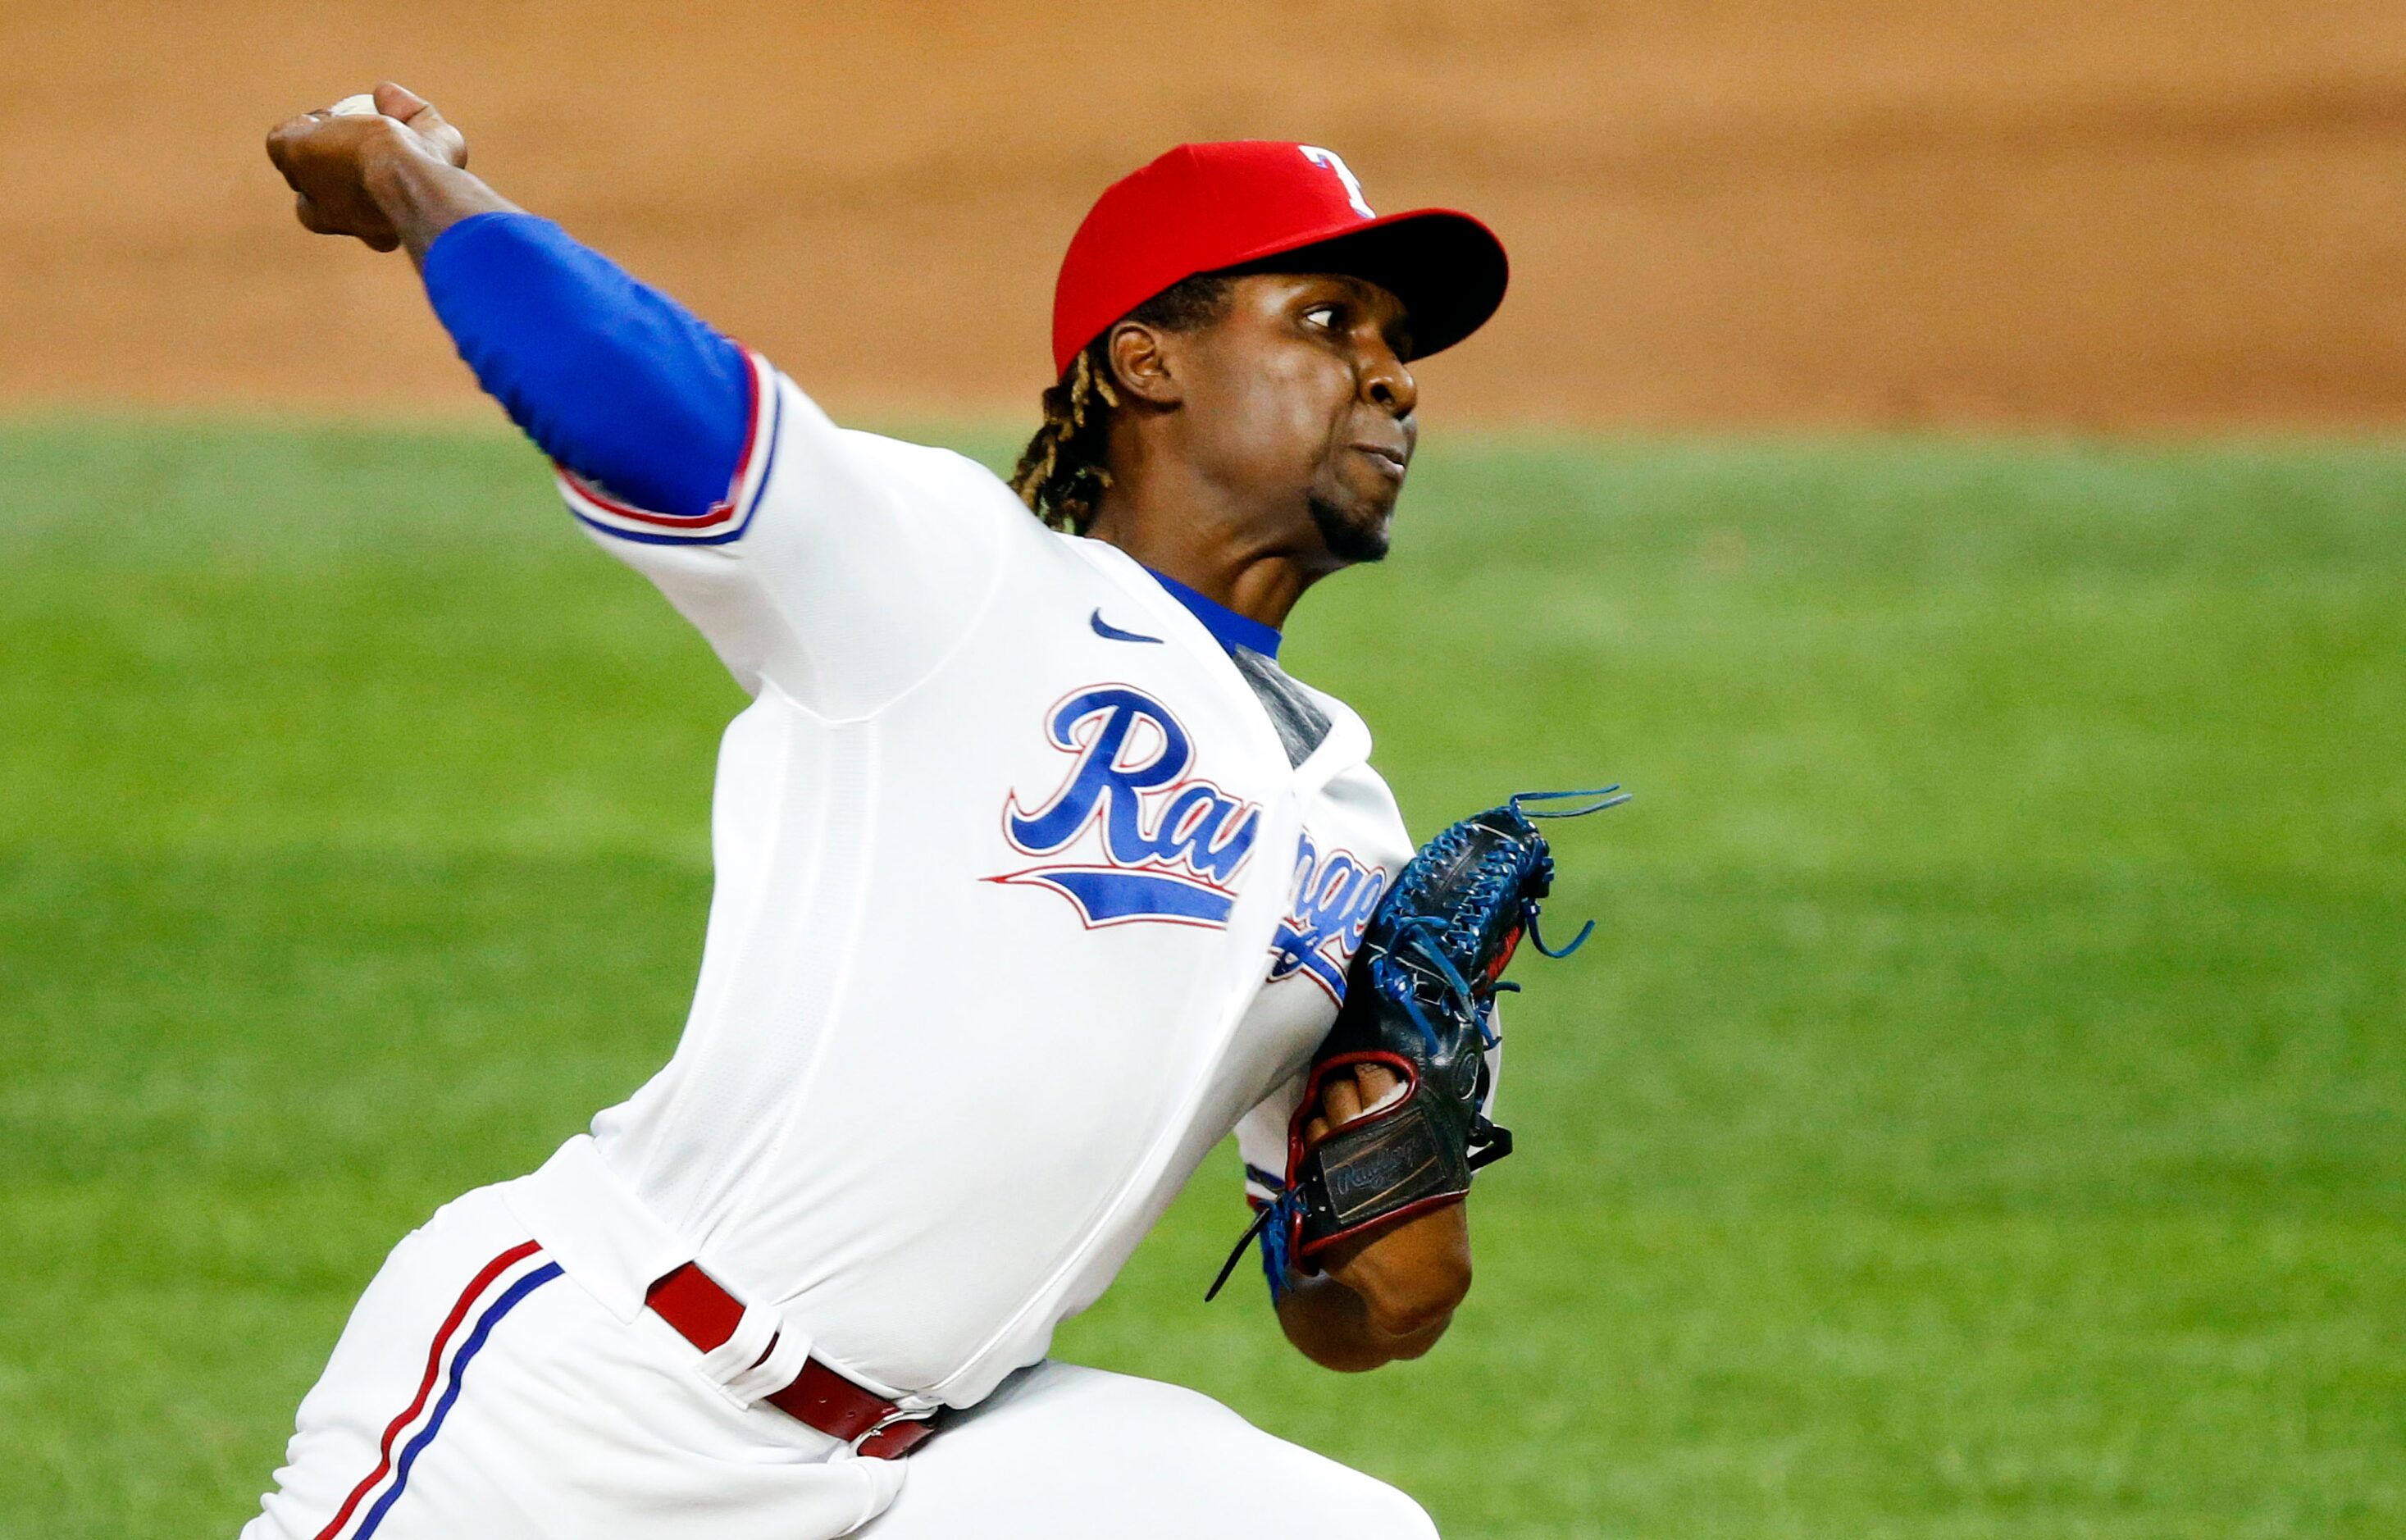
353 1261 563 1539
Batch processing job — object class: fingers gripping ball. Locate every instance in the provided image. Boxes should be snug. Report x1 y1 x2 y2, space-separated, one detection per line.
328 94 380 118
1207 787 1630 1301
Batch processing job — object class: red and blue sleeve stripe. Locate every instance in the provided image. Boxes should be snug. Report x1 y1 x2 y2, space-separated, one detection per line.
554 346 780 544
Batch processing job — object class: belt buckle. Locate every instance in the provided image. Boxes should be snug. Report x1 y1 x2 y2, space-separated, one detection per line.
850 1404 936 1456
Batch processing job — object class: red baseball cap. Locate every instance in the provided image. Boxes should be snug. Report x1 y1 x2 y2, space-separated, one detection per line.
1050 140 1509 377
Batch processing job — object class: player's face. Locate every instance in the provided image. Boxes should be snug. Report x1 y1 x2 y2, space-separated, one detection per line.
1175 272 1418 567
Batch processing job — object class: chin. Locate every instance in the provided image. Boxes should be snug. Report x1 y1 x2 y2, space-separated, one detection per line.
1307 493 1393 565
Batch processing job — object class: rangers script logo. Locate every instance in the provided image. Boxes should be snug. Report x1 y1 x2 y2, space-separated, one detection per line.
989 686 1263 928
1269 829 1388 1001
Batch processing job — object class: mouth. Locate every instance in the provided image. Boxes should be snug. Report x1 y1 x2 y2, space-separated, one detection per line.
1351 444 1408 481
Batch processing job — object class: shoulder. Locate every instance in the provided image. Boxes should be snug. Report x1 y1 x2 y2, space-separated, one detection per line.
828 426 1052 535
746 367 1029 520
832 426 1003 490
833 430 1165 603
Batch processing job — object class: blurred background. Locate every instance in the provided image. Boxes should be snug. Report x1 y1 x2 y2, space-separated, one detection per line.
10 0 2406 426
2 3 2401 1538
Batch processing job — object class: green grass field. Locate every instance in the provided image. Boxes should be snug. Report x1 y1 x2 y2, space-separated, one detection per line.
2 421 2400 1538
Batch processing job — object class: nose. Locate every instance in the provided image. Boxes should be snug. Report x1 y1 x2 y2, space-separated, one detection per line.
1362 340 1417 419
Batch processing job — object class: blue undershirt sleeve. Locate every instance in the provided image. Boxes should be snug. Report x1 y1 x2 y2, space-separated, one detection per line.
422 212 750 520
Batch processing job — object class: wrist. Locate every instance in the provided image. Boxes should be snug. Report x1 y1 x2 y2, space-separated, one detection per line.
358 135 511 267
358 139 431 237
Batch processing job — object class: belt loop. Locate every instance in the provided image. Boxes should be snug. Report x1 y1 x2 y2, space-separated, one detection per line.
691 1300 781 1403
645 1262 941 1458
719 1314 814 1407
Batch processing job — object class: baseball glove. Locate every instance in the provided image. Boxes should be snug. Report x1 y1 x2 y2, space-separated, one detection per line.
1209 786 1629 1301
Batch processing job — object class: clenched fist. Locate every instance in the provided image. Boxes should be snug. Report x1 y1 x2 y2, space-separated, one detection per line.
265 83 470 253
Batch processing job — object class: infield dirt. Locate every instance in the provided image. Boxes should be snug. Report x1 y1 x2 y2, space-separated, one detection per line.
6 0 2405 428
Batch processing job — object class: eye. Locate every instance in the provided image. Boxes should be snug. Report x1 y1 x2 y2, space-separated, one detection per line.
1301 302 1343 331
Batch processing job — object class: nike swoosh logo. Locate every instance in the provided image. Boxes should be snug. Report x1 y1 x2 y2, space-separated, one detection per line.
1090 608 1163 645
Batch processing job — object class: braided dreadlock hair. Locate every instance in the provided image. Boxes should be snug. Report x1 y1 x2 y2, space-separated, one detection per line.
1011 273 1235 534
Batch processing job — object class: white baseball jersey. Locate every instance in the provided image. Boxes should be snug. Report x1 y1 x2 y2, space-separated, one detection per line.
505 351 1419 1410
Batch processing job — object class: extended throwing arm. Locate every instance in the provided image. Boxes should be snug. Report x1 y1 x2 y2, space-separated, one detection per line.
267 83 749 517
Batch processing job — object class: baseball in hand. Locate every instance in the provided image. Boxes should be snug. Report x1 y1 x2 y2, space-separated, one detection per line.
328 93 380 118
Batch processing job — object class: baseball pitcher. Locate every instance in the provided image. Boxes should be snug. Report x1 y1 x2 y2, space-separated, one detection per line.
251 81 1578 1538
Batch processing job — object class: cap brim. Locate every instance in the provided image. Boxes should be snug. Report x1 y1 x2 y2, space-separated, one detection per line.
1219 208 1509 362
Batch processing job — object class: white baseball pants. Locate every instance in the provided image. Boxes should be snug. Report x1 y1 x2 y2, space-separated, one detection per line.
240 1181 1438 1539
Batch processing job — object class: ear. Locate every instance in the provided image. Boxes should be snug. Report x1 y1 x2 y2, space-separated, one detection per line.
1105 321 1184 408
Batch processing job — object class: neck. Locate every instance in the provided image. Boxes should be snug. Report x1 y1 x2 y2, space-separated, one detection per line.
1085 511 1315 631
1081 449 1333 632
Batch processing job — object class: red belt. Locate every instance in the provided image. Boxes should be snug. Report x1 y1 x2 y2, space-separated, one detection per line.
645 1263 939 1460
